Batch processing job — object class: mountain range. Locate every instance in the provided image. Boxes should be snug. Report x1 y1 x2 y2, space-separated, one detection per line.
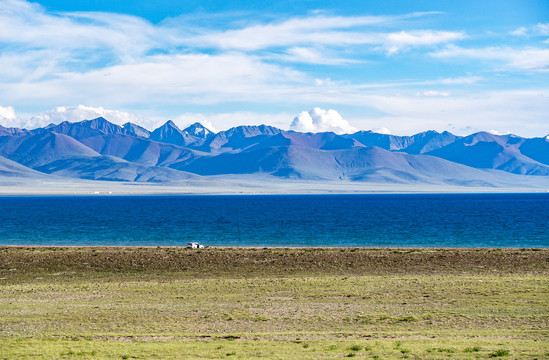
0 117 548 188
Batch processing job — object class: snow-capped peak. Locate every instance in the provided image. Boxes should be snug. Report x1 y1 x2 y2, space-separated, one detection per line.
183 122 213 138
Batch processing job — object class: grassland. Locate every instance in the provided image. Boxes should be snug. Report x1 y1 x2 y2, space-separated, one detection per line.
0 247 547 359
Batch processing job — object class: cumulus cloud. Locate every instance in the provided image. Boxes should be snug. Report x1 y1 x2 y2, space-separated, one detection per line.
0 105 20 128
290 108 357 134
0 106 17 121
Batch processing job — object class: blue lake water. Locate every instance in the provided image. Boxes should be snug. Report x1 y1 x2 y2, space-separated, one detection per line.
0 194 547 247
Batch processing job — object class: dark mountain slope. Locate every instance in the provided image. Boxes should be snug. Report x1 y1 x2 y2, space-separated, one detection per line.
173 144 520 186
0 132 100 168
519 136 549 166
36 156 198 182
0 125 29 137
0 155 48 178
76 134 198 167
123 122 151 138
346 130 459 154
203 125 282 152
426 132 549 175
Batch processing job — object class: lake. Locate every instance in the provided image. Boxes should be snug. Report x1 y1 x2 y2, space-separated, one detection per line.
0 193 547 247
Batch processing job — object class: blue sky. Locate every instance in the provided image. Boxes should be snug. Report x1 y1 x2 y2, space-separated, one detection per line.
0 0 548 136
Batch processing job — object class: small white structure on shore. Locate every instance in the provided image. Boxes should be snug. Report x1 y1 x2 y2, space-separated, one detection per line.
186 242 204 249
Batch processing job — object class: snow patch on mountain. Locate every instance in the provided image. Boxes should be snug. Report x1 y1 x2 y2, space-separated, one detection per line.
183 122 214 138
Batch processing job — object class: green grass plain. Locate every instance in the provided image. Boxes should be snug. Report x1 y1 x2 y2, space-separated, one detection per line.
0 247 547 359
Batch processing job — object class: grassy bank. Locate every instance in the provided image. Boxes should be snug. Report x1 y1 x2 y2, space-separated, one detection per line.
1 247 548 359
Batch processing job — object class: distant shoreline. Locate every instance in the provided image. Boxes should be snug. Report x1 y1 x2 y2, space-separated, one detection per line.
1 245 548 249
1 188 548 196
0 176 548 196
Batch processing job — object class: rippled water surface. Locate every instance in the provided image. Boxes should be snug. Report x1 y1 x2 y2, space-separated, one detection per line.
0 194 547 247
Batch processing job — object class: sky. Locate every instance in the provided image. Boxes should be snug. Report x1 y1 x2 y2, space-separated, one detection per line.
0 0 548 136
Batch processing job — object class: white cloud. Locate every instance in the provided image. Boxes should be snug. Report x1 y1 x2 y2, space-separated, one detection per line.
0 1 455 64
340 76 482 90
0 1 468 113
510 23 549 37
1 106 294 132
436 76 483 85
3 91 548 138
171 111 293 132
191 15 400 51
0 106 17 121
194 20 464 54
536 23 549 35
383 30 465 54
195 120 216 133
290 108 357 134
373 127 392 134
488 129 511 136
432 45 549 72
417 90 450 97
510 27 527 36
280 47 359 65
346 90 549 137
0 106 18 127
27 105 150 129
0 0 165 59
1 53 308 108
